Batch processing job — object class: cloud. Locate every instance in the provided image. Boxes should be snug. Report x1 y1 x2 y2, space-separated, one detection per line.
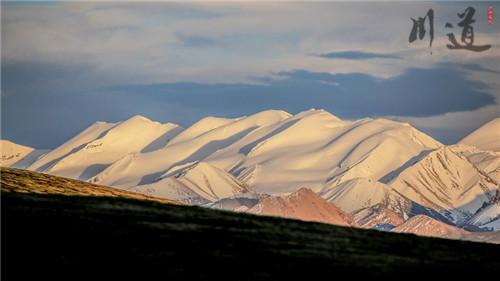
317 51 401 60
3 61 495 148
3 1 499 84
176 33 217 47
2 2 499 148
458 63 500 75
106 63 494 119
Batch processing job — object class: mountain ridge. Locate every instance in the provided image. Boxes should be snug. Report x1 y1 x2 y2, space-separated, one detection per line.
459 118 500 152
2 109 499 242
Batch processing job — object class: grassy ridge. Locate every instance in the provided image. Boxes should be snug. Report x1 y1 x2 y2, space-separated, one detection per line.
2 168 500 279
1 167 178 204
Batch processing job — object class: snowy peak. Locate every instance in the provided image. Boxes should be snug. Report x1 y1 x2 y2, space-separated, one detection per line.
28 121 117 172
451 144 500 182
121 114 152 123
392 215 467 239
218 110 441 194
322 117 442 186
205 195 261 212
320 177 413 218
40 108 444 199
168 116 236 146
393 214 500 243
466 202 500 231
248 187 353 226
390 146 498 224
91 109 291 188
0 140 46 168
241 108 348 159
460 118 500 152
129 161 251 204
293 108 342 122
94 115 180 149
352 204 405 230
29 117 182 180
241 109 292 126
173 161 251 201
1 140 34 167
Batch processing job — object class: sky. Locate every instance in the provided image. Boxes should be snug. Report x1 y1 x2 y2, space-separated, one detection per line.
1 1 500 148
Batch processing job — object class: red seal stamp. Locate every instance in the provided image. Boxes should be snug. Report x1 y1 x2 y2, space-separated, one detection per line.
487 6 494 25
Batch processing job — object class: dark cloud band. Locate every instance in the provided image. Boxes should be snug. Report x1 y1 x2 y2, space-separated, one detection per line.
1 62 495 148
317 51 401 60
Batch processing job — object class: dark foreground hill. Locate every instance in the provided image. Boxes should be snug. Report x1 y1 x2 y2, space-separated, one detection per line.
2 167 500 279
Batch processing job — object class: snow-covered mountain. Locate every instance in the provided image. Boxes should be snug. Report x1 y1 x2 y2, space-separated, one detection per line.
352 204 405 230
89 110 291 189
320 177 413 219
459 118 500 152
87 109 440 197
4 109 499 242
247 188 353 226
389 146 498 225
392 215 469 239
466 202 500 231
29 116 183 180
205 195 261 212
392 214 500 243
127 161 251 204
29 121 116 172
0 140 47 168
451 144 500 183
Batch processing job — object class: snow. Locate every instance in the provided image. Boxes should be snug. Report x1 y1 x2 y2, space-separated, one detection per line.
129 177 209 205
10 150 48 169
352 204 405 229
5 109 499 241
467 203 500 230
167 116 238 146
393 214 500 243
128 161 251 204
205 195 261 212
30 116 182 180
90 109 441 199
459 118 500 152
451 144 500 182
169 162 251 201
90 110 291 188
389 146 498 224
29 121 116 172
0 140 47 168
392 215 467 239
320 177 413 218
482 218 500 231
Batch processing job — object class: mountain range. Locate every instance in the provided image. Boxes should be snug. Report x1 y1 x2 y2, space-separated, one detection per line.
2 109 499 241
